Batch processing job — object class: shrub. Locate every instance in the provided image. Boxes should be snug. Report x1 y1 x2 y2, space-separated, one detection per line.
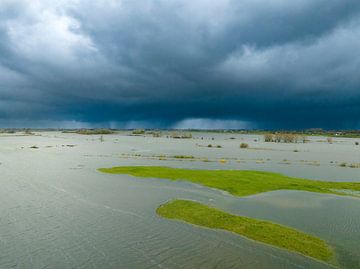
240 143 249 148
264 134 274 142
265 133 305 143
349 163 360 168
132 129 145 135
0 129 15 134
171 132 192 139
76 129 114 135
283 133 298 143
355 142 359 146
152 132 161 137
24 129 35 135
274 133 282 143
300 135 308 143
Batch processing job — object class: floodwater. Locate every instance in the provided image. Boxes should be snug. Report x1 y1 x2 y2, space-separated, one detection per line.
0 131 359 269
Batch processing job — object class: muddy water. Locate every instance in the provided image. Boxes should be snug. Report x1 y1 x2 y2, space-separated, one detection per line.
0 131 359 268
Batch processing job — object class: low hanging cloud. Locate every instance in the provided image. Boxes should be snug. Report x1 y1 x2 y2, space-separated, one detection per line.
0 0 360 129
173 118 253 130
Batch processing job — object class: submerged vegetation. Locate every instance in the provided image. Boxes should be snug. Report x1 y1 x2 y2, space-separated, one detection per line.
173 155 195 159
131 129 145 135
0 129 16 134
149 131 162 137
157 200 334 263
29 145 39 149
170 132 193 139
264 133 307 143
205 144 222 148
99 166 360 198
240 143 249 148
72 129 114 135
339 162 360 169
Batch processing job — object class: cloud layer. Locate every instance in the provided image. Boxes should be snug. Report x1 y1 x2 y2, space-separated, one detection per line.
1 0 360 129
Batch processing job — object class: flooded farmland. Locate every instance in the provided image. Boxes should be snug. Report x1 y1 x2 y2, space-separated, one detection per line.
0 131 359 269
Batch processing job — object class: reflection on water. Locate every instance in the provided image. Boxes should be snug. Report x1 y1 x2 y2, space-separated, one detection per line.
211 190 360 269
0 132 359 268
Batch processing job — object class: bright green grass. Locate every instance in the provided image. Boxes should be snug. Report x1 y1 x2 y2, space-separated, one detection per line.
157 200 334 263
98 166 360 197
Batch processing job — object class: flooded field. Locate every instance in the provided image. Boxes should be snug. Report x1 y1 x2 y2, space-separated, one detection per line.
0 131 359 268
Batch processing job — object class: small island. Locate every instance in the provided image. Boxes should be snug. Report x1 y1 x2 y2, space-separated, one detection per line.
157 199 334 263
98 166 360 198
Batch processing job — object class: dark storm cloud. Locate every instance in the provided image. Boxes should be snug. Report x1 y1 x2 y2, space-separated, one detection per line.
0 0 360 128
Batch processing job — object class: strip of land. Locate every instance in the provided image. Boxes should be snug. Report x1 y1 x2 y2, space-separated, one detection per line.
98 166 360 197
157 200 334 263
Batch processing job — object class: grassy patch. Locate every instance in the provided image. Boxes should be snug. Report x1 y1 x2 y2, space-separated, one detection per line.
98 166 360 198
157 200 334 263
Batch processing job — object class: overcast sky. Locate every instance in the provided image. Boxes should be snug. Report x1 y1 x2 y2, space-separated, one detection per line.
1 0 360 129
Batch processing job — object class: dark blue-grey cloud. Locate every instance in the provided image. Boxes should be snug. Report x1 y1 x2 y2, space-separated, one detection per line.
0 0 360 129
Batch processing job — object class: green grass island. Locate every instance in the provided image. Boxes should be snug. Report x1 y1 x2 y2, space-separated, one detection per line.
157 199 334 263
98 166 360 198
98 165 360 265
